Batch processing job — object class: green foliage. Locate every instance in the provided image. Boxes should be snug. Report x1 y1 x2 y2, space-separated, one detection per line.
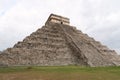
0 66 120 80
0 66 120 73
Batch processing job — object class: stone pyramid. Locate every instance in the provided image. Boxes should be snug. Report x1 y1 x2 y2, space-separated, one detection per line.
0 14 120 67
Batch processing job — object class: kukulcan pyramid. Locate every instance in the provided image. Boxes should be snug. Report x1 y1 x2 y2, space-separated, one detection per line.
0 14 120 67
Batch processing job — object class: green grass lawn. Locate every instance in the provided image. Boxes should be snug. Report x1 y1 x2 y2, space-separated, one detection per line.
0 66 120 80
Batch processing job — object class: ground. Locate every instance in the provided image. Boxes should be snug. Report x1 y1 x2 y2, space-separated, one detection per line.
0 66 120 80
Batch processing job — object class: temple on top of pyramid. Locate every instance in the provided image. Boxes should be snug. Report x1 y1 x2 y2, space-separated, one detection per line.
45 14 70 25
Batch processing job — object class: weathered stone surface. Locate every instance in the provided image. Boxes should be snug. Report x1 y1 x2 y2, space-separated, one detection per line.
0 14 120 67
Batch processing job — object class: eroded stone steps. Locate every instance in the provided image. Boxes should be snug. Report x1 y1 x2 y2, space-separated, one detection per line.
76 28 114 53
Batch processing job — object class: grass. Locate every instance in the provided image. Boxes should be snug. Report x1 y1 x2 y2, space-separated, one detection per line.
0 66 120 80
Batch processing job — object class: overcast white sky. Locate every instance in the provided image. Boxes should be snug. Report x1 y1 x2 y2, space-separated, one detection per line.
0 0 120 54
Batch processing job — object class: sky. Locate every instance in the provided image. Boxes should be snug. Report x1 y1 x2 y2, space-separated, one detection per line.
0 0 120 54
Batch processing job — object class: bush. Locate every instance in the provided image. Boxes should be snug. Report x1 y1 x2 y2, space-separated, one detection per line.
26 66 33 70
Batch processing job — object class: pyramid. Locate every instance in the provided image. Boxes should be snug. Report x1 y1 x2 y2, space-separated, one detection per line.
0 14 120 67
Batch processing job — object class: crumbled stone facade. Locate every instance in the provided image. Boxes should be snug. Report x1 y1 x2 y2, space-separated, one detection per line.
0 14 120 67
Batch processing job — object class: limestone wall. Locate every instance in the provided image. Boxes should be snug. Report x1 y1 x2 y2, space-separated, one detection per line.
45 14 70 25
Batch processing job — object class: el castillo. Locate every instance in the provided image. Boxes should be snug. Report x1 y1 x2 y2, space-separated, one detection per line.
0 14 120 67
